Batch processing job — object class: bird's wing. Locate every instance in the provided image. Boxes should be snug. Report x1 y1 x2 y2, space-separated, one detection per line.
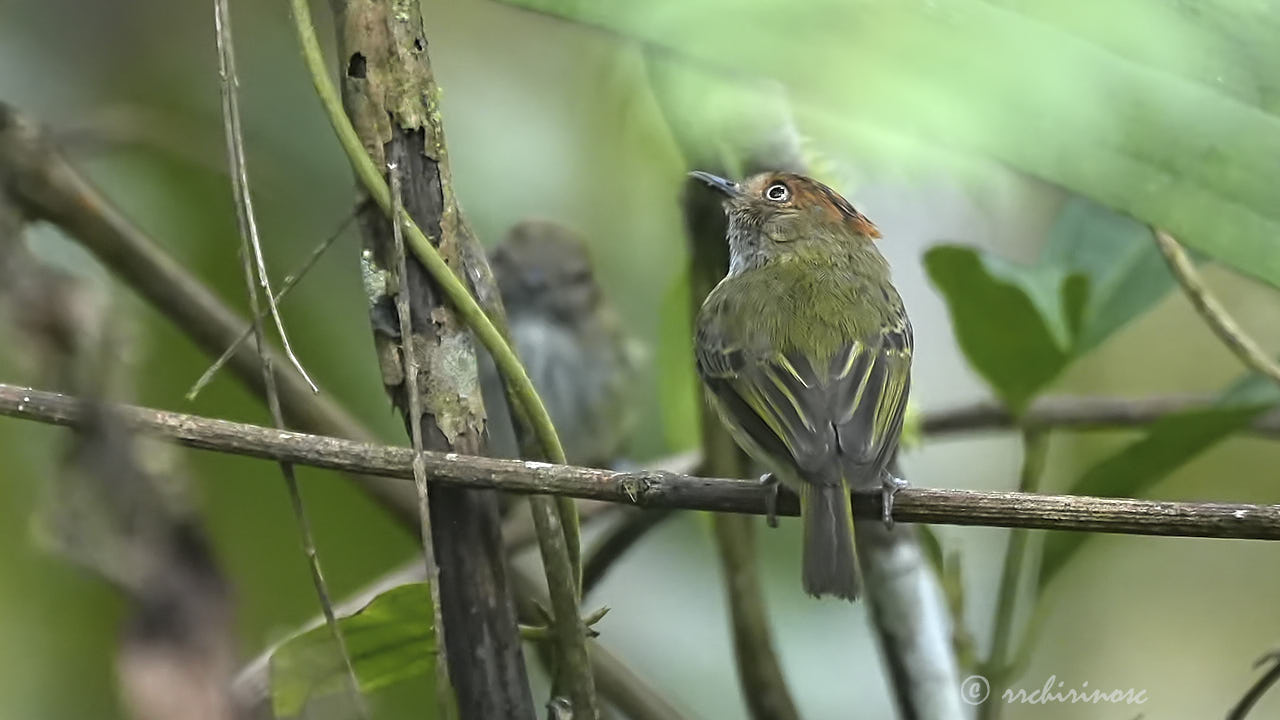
831 319 912 485
697 319 912 487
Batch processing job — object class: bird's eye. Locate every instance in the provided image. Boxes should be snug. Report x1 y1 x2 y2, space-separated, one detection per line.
764 183 790 202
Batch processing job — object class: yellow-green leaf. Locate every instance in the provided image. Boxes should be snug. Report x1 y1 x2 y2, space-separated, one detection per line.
270 583 437 717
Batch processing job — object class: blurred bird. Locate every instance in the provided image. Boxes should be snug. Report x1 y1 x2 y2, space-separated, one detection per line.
691 170 913 601
481 220 641 468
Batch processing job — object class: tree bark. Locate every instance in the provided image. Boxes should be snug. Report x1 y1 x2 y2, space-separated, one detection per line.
330 1 534 716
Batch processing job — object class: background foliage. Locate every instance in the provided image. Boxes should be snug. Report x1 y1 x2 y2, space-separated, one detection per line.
2 0 1279 718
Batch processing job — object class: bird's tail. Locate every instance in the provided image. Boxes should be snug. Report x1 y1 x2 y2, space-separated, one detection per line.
800 482 860 601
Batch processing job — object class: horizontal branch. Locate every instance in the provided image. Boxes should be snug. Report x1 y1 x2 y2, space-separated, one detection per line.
923 394 1280 438
2 382 1279 540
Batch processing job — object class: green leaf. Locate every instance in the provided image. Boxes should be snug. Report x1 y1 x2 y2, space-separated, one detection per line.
497 0 1280 289
926 196 1177 411
270 583 437 717
924 245 1085 413
1038 373 1280 590
1042 197 1172 352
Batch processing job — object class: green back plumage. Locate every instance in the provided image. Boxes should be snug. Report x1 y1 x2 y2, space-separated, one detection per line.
702 254 899 364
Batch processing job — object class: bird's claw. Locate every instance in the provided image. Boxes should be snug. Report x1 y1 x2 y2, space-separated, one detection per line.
881 474 908 529
759 473 780 528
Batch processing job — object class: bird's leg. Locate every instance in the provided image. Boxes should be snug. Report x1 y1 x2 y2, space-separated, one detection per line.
880 472 909 529
758 472 780 528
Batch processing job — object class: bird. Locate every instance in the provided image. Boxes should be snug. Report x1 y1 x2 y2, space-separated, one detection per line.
690 170 912 601
481 220 641 468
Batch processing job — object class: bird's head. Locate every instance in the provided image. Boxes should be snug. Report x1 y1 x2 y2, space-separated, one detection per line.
490 220 602 325
689 170 881 270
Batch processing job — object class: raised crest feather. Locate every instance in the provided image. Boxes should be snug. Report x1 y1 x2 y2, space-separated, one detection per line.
787 174 882 239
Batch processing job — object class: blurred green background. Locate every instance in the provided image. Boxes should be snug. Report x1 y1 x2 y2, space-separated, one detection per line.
2 0 1279 718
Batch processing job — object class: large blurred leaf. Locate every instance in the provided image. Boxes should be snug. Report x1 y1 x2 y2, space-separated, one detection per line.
270 583 436 717
925 245 1088 413
1038 373 1280 590
1042 197 1172 353
498 0 1280 289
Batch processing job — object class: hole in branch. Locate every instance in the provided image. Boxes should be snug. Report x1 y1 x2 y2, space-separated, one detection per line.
347 53 367 79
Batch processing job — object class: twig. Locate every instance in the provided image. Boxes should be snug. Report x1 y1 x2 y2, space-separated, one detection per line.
519 606 610 642
582 509 674 597
388 161 454 716
0 102 420 528
508 501 620 560
919 394 1280 437
213 1 315 394
530 492 601 717
186 209 356 400
213 1 363 715
1227 650 1280 720
979 429 1049 720
7 383 1280 540
1153 229 1280 387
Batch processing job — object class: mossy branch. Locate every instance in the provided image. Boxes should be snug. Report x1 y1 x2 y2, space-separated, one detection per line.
285 0 568 473
287 0 591 713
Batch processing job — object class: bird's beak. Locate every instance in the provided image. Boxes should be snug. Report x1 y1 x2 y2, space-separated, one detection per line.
689 170 741 198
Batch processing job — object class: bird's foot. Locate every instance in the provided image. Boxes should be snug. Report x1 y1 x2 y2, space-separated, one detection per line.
759 473 780 528
881 474 909 529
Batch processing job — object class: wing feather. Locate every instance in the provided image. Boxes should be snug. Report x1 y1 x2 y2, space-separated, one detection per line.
697 316 912 489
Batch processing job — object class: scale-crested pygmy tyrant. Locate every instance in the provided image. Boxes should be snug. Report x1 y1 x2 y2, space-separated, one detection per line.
691 171 913 601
